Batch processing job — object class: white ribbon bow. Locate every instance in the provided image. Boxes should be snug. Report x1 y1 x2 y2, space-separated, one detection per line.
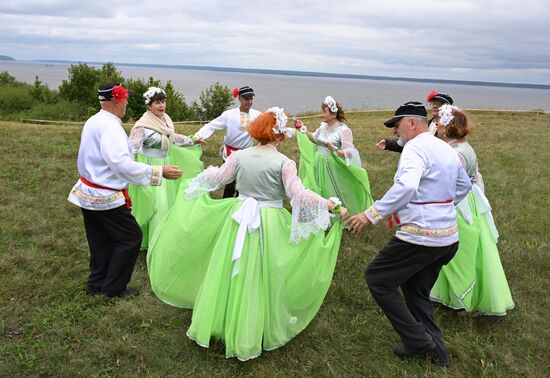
231 197 262 277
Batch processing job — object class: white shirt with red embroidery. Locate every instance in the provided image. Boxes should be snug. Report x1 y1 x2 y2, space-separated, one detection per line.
194 107 261 156
68 110 162 210
365 132 472 246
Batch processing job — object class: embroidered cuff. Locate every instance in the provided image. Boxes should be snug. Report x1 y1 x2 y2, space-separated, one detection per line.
365 206 383 224
151 166 162 186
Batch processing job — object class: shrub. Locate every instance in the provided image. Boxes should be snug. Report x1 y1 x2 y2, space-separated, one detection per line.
0 71 18 86
197 82 232 121
0 85 35 117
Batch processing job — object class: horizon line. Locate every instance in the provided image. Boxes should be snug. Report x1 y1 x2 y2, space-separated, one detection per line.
16 58 550 91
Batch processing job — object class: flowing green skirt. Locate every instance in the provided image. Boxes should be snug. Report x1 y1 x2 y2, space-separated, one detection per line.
128 144 203 250
147 184 343 361
430 192 514 315
296 132 373 216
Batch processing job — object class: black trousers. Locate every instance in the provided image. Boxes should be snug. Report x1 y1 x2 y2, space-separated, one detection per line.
365 237 458 364
81 206 142 296
222 180 238 198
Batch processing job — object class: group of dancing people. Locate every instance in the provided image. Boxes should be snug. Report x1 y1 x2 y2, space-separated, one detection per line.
68 82 514 367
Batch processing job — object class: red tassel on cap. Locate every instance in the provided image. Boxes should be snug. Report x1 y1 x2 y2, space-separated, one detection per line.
232 87 239 98
426 90 437 102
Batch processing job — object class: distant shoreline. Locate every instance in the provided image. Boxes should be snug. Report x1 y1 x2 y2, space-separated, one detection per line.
24 59 550 91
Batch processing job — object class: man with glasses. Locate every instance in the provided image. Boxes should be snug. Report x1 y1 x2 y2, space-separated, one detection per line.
347 101 472 367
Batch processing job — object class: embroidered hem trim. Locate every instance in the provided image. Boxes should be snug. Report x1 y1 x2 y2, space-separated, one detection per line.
366 206 383 223
71 187 124 204
151 166 162 186
399 223 458 237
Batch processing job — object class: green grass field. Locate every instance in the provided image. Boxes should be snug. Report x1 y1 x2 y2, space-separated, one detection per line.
1 110 548 377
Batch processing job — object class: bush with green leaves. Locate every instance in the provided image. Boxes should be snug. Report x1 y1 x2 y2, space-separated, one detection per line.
196 82 233 121
0 86 35 118
0 71 18 86
1 64 234 123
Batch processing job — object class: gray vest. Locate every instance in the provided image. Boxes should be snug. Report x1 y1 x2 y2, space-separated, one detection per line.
236 147 289 201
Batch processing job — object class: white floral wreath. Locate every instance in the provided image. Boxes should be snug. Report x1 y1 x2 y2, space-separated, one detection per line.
268 107 293 137
324 96 338 113
438 104 459 127
143 86 166 105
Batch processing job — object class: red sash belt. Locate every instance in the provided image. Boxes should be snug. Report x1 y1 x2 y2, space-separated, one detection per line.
225 144 241 157
80 176 132 209
386 200 452 229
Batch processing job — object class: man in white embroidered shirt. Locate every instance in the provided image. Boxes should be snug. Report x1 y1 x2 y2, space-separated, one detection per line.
193 86 260 198
346 102 472 367
68 83 182 298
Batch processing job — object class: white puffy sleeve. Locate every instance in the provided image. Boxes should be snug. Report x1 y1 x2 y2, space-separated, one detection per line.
129 126 146 155
184 150 239 199
101 127 162 186
340 127 362 167
193 111 227 140
282 160 331 243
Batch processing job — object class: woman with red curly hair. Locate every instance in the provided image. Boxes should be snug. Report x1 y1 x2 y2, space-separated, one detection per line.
147 107 348 361
294 96 373 217
430 105 514 316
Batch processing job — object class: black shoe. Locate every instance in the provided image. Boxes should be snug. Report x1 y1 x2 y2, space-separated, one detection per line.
393 342 448 367
106 289 140 298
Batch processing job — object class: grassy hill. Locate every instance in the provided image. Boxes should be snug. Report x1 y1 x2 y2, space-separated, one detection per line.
0 110 548 376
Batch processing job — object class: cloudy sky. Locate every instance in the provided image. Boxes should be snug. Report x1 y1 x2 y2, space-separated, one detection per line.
1 0 549 84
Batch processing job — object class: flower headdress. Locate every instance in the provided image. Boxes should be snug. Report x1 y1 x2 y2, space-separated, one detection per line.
111 85 129 103
143 86 166 105
268 107 293 137
438 104 459 127
232 87 240 98
323 96 338 113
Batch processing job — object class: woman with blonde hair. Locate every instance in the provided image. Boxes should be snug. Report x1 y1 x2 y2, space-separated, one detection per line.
430 105 514 315
147 107 348 361
295 96 373 216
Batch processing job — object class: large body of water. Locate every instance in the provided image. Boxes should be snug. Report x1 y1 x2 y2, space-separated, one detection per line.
2 61 550 114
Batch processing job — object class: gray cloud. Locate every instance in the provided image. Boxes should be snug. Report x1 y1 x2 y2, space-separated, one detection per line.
0 0 549 84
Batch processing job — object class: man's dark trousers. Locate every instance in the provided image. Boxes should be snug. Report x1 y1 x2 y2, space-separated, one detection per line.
82 205 142 296
366 237 458 364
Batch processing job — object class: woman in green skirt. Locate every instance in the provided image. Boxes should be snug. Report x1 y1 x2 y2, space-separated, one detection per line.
430 105 514 315
147 107 348 361
128 87 203 250
294 96 373 216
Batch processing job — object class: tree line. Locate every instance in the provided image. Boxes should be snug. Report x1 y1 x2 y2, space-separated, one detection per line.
0 62 233 122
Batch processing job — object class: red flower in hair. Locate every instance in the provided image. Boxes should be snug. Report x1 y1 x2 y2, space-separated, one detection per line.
232 87 239 98
112 85 129 103
426 90 437 102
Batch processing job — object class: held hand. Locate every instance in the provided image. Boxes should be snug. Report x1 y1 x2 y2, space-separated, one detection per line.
339 206 349 221
345 213 371 234
376 139 386 150
293 120 304 129
162 165 183 180
325 142 336 150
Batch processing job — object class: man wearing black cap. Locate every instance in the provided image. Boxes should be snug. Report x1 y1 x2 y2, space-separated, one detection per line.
193 86 260 198
68 83 182 298
377 91 454 152
347 102 472 367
